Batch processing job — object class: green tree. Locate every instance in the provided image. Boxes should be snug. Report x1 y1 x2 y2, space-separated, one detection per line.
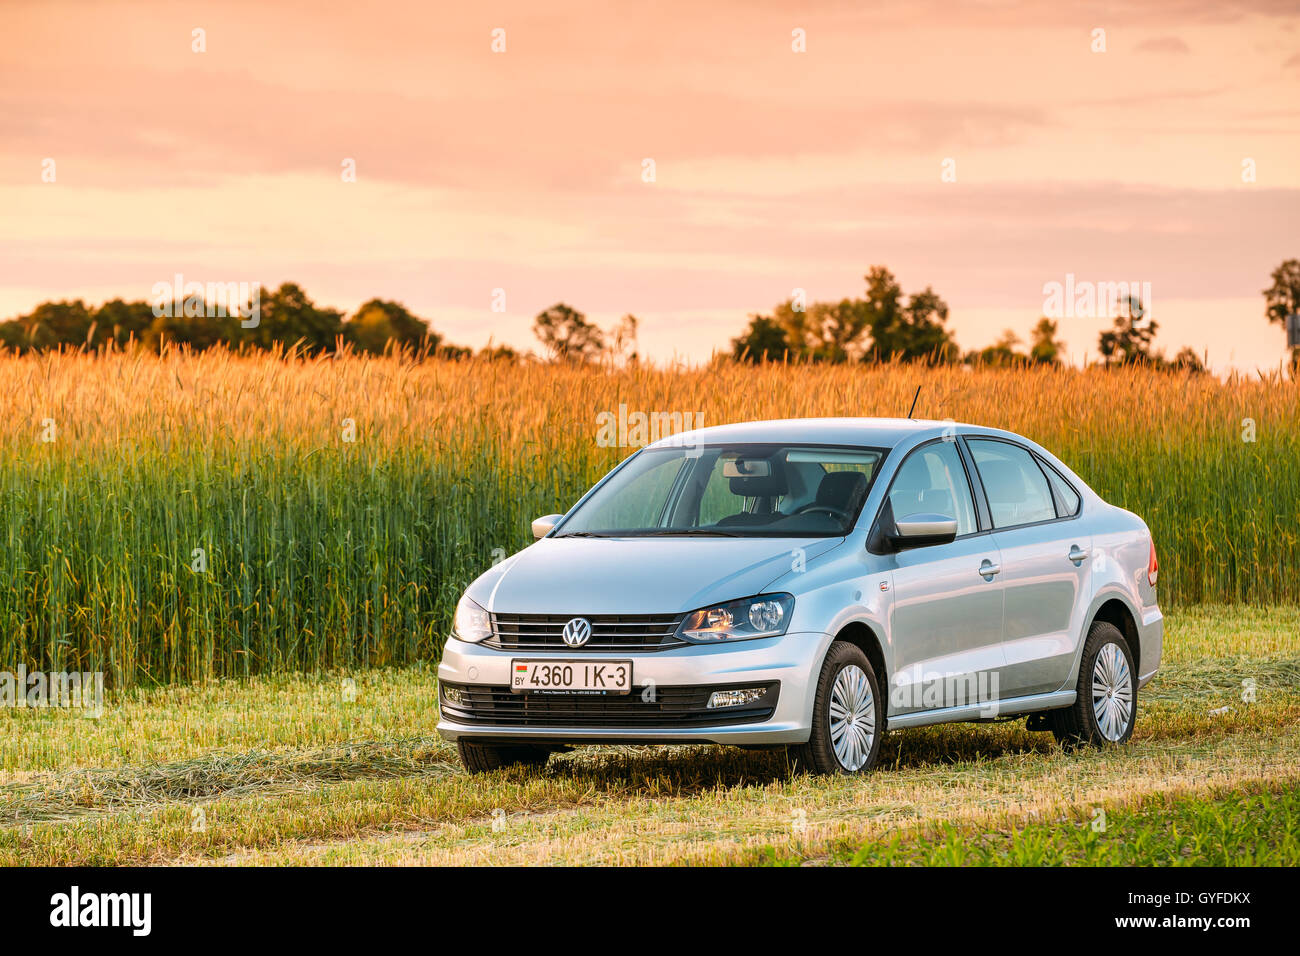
0 320 24 351
767 297 870 362
860 267 904 358
861 267 958 362
436 342 473 360
478 342 520 362
94 298 155 347
5 300 96 350
345 299 440 354
1262 258 1300 371
1098 297 1158 366
967 329 1025 367
1029 317 1064 365
245 283 344 352
0 285 476 357
142 306 245 351
533 303 604 362
733 267 958 364
771 299 816 358
1166 347 1207 374
142 301 245 351
731 314 791 362
612 314 639 364
812 299 871 362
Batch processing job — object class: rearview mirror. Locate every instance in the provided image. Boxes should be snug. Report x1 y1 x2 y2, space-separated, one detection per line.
890 513 958 550
723 458 772 479
531 514 564 539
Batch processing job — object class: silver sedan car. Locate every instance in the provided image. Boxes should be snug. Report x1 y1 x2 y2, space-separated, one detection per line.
437 418 1163 774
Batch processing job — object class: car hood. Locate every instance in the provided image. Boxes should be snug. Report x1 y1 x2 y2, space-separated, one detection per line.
477 536 845 615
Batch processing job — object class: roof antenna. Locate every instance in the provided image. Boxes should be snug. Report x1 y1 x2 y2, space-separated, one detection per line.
907 385 921 419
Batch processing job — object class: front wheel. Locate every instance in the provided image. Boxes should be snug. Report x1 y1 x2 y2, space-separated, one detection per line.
1051 621 1137 748
790 641 885 775
456 740 554 774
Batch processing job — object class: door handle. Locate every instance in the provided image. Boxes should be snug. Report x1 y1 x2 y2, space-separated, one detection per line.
978 559 1001 578
1068 546 1090 564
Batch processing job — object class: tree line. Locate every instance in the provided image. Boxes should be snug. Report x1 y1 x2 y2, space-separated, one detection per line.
5 260 1297 369
724 261 1300 372
728 265 1206 371
0 283 477 358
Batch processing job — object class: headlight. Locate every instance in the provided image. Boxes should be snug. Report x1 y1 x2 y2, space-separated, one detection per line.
452 594 492 643
677 594 794 643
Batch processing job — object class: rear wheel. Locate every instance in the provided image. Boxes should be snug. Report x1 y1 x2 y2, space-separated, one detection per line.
456 740 555 774
790 640 885 775
1051 621 1137 748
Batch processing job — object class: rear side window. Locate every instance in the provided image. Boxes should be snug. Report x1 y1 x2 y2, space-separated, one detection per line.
1041 462 1081 516
968 439 1056 529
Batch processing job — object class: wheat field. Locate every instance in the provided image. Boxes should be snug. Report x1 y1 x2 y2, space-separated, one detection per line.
1 347 1296 686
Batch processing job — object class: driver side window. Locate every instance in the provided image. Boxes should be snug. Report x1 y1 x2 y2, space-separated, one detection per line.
887 442 977 536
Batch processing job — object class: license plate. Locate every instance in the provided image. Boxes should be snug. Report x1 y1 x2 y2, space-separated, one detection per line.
511 660 632 694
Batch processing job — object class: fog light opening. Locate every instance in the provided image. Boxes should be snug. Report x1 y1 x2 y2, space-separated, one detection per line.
707 687 767 709
441 684 464 705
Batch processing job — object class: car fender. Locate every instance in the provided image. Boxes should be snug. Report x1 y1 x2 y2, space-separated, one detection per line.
797 602 893 726
1064 584 1143 689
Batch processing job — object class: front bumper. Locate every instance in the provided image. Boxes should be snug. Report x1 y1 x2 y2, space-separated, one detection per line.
435 631 830 745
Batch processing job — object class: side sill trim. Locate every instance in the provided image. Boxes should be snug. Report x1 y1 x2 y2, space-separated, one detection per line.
886 690 1077 729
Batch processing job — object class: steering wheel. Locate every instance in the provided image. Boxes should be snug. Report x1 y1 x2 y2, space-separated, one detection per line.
791 502 849 521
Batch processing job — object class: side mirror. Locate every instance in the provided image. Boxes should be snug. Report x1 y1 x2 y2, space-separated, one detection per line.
890 513 958 550
531 514 564 539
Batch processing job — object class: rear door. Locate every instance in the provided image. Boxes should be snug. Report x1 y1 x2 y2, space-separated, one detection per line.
965 438 1090 698
884 439 1004 716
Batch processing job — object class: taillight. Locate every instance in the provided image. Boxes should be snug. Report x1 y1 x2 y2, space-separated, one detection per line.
1147 539 1158 587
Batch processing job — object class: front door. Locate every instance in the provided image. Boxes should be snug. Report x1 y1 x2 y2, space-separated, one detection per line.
890 536 1006 715
885 439 1004 716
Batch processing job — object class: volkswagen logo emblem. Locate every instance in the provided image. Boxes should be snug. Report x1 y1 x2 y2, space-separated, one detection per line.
561 617 592 648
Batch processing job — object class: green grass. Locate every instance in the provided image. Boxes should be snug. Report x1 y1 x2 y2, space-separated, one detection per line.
0 606 1296 866
821 783 1300 866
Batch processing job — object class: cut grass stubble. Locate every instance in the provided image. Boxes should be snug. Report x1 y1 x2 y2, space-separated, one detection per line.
1 607 1296 866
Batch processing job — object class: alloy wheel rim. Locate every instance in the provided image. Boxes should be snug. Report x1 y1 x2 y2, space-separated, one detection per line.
1091 642 1133 741
829 664 876 771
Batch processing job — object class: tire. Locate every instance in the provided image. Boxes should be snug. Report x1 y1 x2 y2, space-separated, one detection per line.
1050 620 1137 748
789 640 885 775
456 740 554 774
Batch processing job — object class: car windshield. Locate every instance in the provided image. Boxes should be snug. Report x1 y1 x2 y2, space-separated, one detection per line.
555 443 887 538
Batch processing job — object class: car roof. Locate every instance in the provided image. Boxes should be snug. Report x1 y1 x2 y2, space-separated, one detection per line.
647 417 1022 450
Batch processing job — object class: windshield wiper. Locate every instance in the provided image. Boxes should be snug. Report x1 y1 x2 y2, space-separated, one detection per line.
635 529 741 537
552 531 608 538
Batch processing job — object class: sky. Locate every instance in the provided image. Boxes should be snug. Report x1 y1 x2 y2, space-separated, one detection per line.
2 0 1298 372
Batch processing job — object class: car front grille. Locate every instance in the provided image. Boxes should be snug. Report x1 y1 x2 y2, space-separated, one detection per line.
483 612 688 651
439 681 779 728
